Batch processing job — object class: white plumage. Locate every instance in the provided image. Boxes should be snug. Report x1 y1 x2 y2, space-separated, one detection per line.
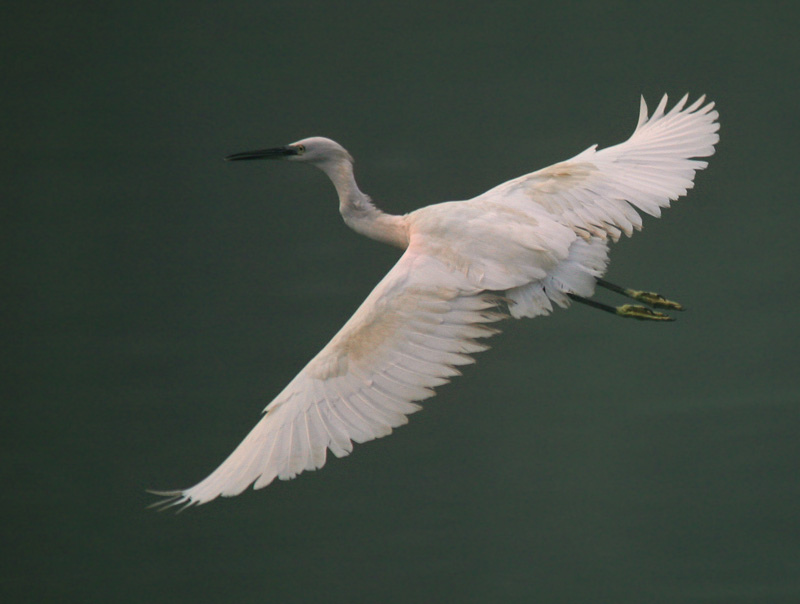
153 94 719 508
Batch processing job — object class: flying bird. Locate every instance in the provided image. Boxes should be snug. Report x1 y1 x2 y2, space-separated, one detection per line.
152 94 719 509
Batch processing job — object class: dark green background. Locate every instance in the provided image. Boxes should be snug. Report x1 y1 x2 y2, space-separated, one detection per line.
5 1 799 602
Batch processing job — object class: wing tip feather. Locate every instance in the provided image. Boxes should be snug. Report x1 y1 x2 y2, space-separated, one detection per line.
146 489 197 512
637 95 649 128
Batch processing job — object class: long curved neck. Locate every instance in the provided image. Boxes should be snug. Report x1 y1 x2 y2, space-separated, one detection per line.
317 159 408 249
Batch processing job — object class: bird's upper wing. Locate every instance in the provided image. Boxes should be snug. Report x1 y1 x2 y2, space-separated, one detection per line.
155 246 506 508
475 94 720 241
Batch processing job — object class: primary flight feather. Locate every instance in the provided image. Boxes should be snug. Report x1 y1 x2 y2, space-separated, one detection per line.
153 94 719 509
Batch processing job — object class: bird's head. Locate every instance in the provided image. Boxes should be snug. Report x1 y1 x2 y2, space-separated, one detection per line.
225 136 353 168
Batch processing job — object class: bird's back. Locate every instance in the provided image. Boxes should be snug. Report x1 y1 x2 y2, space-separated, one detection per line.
407 199 578 291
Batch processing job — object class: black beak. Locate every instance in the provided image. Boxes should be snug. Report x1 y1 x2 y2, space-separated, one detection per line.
224 146 299 161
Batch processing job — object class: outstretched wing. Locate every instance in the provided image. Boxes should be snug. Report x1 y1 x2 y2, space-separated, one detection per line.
153 247 506 508
476 94 719 241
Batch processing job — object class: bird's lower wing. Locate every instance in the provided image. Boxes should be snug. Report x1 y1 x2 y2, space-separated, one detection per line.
476 94 720 241
152 249 506 509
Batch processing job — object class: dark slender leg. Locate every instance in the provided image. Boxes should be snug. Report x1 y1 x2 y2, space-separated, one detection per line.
568 293 675 322
596 278 684 311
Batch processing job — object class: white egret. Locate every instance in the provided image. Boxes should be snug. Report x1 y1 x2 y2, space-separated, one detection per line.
152 94 719 509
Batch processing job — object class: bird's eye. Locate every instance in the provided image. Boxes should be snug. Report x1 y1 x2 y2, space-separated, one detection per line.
295 144 305 155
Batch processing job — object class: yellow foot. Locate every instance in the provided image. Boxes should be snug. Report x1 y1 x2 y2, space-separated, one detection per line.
615 304 675 321
627 290 684 311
